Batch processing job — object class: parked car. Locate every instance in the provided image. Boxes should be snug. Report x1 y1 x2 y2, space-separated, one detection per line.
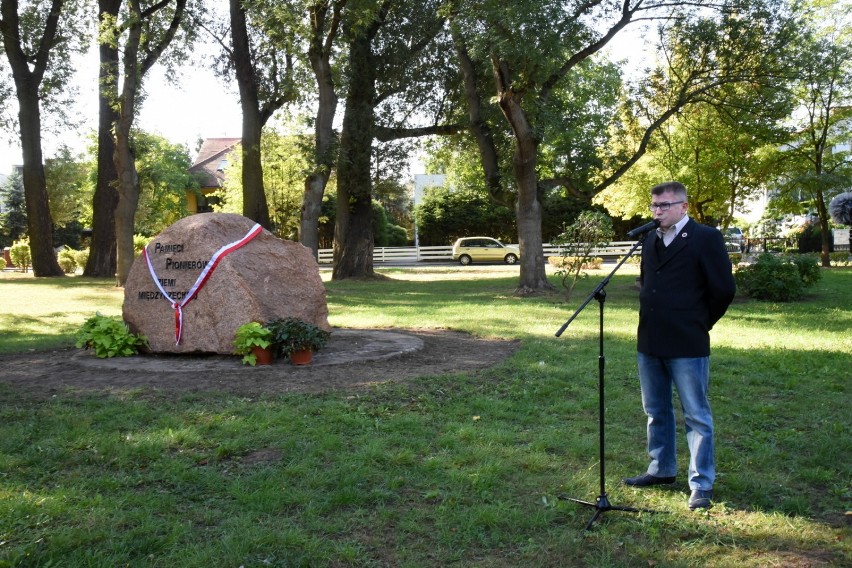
452 237 520 265
723 227 745 252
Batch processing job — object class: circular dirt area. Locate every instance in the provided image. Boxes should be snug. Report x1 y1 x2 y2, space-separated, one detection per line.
0 329 520 398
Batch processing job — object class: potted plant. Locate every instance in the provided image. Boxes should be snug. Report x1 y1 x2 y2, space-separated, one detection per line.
233 321 274 366
266 317 330 365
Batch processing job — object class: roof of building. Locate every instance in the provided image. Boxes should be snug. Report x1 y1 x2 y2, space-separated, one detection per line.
189 137 241 189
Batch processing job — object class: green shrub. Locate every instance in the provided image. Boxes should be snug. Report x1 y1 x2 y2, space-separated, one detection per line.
134 234 151 256
735 253 821 301
547 256 603 270
551 210 614 301
9 239 31 272
729 253 743 266
829 252 851 267
57 249 78 274
73 248 89 269
0 258 5 270
75 313 147 358
788 253 822 287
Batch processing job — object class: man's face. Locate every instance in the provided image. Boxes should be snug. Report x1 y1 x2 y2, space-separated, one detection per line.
651 190 688 230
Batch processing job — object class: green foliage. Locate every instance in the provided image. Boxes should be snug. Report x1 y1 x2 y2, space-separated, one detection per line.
73 248 89 270
266 317 330 359
789 253 822 287
213 127 310 241
8 239 31 272
133 235 151 256
44 145 91 229
74 313 147 358
0 171 27 248
232 322 274 366
414 186 515 246
57 248 78 274
735 253 821 301
372 201 408 246
0 258 5 270
829 252 851 267
132 131 197 236
551 210 614 301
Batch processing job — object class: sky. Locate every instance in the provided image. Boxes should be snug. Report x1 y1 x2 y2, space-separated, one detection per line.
0 44 243 176
0 17 659 179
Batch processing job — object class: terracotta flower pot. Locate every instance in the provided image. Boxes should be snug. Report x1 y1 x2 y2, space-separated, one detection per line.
289 349 313 366
251 346 273 365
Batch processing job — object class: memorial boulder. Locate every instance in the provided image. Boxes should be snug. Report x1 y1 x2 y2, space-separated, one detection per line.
123 213 329 354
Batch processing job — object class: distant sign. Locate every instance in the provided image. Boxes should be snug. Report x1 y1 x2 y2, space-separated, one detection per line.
833 229 850 246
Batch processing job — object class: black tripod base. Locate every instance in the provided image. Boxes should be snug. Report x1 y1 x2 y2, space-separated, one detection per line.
559 493 651 531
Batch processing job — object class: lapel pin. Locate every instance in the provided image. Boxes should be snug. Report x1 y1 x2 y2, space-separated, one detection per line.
682 232 688 238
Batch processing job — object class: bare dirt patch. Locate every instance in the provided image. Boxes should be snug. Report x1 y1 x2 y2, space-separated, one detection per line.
0 329 520 398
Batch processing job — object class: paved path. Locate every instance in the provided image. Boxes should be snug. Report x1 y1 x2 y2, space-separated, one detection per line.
71 329 424 372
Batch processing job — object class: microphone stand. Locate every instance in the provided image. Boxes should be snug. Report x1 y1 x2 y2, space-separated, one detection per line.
555 232 656 530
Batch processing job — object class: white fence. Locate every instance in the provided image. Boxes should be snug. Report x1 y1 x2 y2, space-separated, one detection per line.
316 242 642 264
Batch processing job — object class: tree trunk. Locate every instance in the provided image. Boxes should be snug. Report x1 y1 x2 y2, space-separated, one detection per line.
17 88 63 277
113 17 143 287
333 34 375 280
240 112 269 228
815 190 831 267
113 115 140 287
230 0 271 230
496 82 552 294
0 0 64 277
301 4 338 257
84 0 122 278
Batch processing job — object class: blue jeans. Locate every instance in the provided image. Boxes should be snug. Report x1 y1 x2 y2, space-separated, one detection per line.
637 353 714 491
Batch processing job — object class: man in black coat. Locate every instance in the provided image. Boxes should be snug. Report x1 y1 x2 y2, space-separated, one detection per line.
622 181 736 510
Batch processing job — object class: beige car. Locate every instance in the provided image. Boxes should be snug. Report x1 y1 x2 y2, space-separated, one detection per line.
451 237 520 265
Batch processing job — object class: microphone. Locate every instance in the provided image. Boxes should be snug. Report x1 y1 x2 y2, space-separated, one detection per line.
626 219 661 239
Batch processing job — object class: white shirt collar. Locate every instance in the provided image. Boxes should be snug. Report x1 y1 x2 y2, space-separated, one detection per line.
658 215 690 246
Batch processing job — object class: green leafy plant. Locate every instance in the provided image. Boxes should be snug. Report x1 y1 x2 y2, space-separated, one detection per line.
9 238 31 272
233 321 274 366
58 248 78 273
735 253 821 301
266 317 330 359
75 312 147 358
551 211 614 301
0 257 5 270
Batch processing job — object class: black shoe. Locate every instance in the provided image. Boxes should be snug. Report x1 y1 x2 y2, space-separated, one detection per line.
622 473 677 487
688 489 713 510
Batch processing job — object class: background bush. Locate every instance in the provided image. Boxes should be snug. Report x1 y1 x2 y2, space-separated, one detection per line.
736 253 821 301
58 249 78 274
73 248 89 270
8 239 31 272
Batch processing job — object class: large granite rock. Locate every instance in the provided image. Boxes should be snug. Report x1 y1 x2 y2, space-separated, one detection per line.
123 213 329 354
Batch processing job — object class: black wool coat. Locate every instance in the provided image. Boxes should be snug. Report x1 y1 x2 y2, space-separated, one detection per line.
638 219 737 358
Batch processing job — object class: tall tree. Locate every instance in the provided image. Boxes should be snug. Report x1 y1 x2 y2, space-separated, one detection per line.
223 0 299 230
301 0 343 257
771 10 852 266
0 0 87 276
333 0 456 279
449 0 797 294
106 0 193 285
0 169 27 246
84 0 122 278
596 87 793 228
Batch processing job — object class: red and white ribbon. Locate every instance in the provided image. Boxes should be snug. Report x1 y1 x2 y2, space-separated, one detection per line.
143 223 263 344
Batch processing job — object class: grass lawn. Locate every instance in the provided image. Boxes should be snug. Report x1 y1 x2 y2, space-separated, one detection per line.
0 265 850 567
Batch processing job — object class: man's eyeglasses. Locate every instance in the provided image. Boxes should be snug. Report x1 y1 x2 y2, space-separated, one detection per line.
648 201 685 211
